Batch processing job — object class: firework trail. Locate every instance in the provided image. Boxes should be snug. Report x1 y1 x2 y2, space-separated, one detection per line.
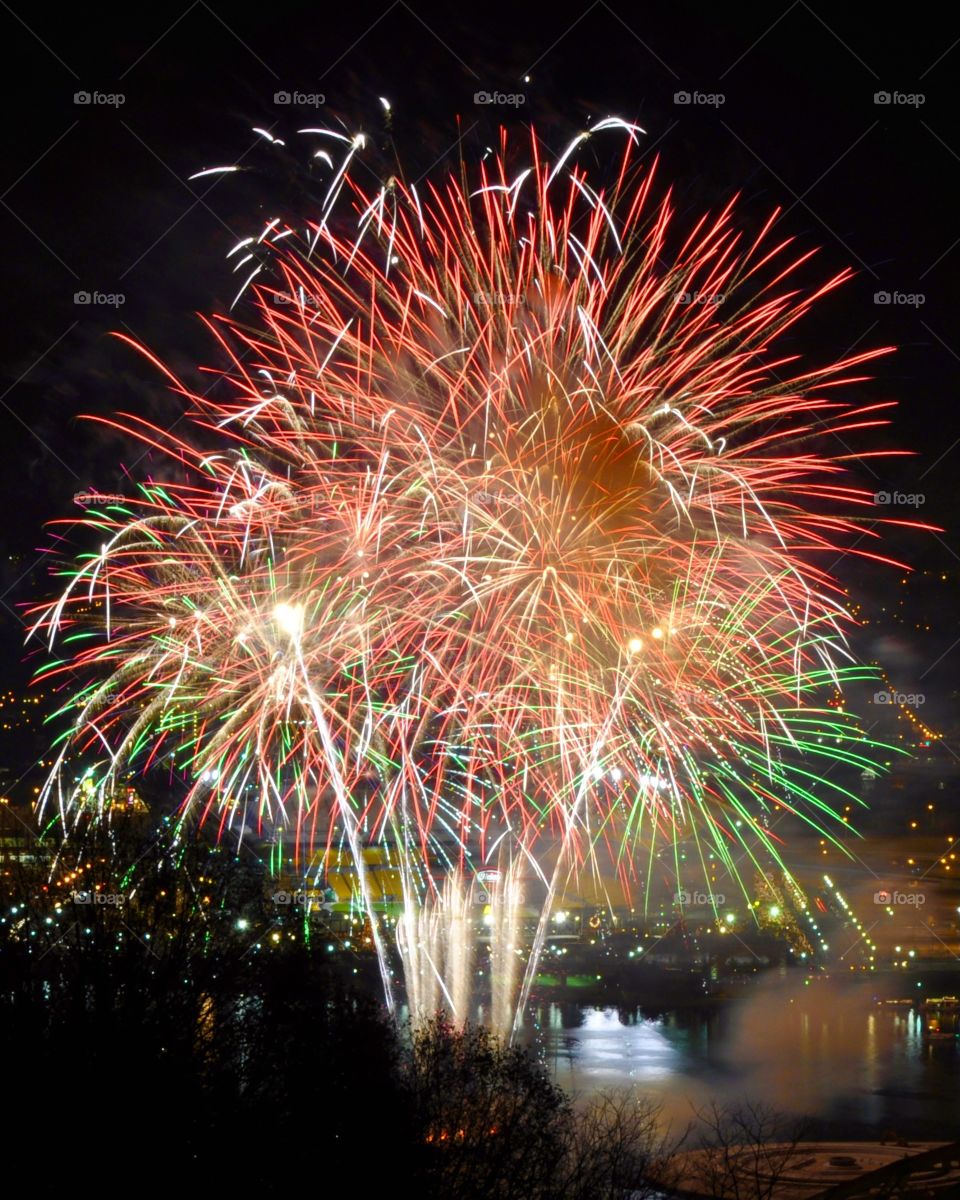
30 116 923 1029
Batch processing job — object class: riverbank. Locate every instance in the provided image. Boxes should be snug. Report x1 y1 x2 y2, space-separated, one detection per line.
672 1140 960 1198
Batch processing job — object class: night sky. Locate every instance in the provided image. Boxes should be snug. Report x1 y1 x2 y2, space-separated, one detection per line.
2 1 958 746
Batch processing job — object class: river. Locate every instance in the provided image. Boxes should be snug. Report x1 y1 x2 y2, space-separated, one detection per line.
521 976 959 1139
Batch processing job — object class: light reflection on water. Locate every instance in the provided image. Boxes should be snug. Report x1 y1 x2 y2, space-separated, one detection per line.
521 989 959 1138
540 1005 679 1083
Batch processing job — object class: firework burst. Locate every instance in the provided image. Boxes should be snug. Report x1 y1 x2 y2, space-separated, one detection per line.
30 118 921 1023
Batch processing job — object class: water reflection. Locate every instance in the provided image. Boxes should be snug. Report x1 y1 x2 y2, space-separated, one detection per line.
523 985 959 1138
540 1006 679 1083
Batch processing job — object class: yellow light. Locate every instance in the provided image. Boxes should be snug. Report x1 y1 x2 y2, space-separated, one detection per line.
651 627 663 640
628 637 643 654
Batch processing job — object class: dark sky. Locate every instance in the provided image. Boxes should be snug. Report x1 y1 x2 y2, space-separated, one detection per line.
1 1 958 716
